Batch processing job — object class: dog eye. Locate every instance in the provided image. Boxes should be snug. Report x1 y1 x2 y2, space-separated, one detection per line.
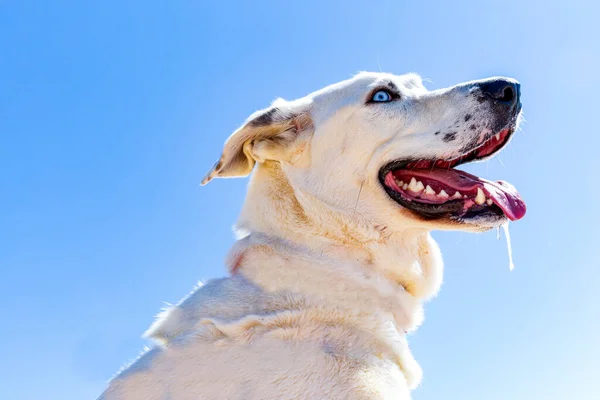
371 90 393 103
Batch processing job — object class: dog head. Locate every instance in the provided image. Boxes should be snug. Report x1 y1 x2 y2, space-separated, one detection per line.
203 72 525 234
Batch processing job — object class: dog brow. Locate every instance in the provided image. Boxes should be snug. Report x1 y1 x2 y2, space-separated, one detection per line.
386 81 401 94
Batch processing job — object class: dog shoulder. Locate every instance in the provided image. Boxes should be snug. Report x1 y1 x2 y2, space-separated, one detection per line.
144 275 273 344
102 331 411 400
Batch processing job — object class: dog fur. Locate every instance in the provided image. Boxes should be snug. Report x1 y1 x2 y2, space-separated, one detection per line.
99 72 521 399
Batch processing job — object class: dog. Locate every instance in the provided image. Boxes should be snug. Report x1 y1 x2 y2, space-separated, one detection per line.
99 72 526 399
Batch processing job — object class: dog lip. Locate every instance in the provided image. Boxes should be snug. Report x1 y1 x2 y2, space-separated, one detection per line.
377 123 525 223
378 119 518 182
383 169 526 221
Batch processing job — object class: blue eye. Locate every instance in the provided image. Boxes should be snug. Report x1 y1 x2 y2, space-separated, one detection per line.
371 90 393 102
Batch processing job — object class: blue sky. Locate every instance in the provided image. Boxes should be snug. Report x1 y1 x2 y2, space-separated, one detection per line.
1 1 598 399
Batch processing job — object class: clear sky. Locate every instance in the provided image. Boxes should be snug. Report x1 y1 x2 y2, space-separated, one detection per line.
1 1 598 399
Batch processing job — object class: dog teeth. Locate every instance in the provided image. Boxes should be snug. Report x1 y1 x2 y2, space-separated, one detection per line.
494 133 501 141
486 198 493 205
408 178 419 192
397 178 483 205
475 188 486 204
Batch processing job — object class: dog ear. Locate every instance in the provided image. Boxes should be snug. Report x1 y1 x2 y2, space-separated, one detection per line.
201 99 311 185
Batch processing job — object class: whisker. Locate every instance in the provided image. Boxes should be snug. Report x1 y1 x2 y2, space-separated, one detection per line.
497 155 506 168
322 180 364 259
352 181 365 218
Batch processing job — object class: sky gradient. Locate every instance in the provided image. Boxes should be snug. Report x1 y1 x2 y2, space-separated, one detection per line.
1 1 599 399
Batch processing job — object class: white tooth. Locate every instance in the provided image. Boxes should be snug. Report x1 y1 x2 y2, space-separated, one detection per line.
424 185 436 195
494 133 501 141
396 180 404 187
415 180 425 192
408 177 418 191
486 199 493 205
402 184 408 190
438 190 449 198
452 191 462 199
475 188 486 204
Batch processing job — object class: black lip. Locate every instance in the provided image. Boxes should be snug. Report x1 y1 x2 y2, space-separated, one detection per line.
379 123 517 179
455 124 516 164
378 170 506 221
377 123 518 221
379 180 464 219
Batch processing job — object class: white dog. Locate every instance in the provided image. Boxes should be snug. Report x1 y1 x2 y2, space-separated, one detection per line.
99 72 526 399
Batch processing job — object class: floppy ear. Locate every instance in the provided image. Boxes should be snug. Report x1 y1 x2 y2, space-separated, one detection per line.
201 99 312 185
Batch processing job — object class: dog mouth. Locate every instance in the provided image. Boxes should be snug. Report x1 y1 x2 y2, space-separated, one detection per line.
378 127 526 224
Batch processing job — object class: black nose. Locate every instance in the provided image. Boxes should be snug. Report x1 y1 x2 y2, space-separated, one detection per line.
479 79 520 107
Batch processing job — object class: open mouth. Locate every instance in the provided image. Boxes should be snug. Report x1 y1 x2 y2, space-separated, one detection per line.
379 127 526 223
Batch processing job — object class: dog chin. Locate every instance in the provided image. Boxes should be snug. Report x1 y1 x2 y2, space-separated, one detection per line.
397 207 507 232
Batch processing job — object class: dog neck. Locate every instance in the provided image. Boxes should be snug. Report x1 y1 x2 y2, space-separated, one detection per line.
225 162 445 389
232 162 444 323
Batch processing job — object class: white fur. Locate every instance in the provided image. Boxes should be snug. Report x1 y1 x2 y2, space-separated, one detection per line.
100 72 519 399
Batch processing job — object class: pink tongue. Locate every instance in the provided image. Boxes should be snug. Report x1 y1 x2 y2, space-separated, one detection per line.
481 180 526 221
408 169 527 221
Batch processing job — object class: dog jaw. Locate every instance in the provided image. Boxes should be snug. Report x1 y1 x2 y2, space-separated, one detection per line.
236 161 444 302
